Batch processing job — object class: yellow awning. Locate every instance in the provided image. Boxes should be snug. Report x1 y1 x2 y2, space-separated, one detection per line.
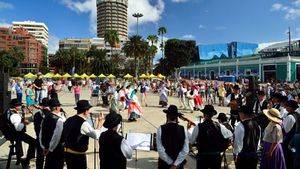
63 73 72 78
98 74 106 78
124 74 133 78
53 74 62 78
89 74 97 78
139 74 148 78
44 72 54 78
24 73 36 79
149 74 157 78
73 73 80 78
107 74 115 78
80 73 89 78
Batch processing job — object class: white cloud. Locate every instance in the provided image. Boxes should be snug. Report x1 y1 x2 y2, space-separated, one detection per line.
171 0 188 3
48 35 60 54
60 0 165 36
0 1 13 10
182 34 195 39
271 2 300 20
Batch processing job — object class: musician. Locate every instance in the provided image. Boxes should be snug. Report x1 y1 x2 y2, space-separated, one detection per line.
99 111 133 169
34 98 50 169
39 98 65 169
63 100 104 169
188 105 232 169
234 106 260 169
252 91 269 133
225 84 244 127
7 98 35 169
156 105 189 169
271 93 288 118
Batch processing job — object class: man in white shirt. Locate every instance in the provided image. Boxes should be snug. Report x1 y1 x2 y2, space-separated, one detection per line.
157 105 189 169
39 98 65 169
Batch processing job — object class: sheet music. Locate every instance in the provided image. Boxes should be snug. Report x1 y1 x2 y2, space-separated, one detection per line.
126 133 151 151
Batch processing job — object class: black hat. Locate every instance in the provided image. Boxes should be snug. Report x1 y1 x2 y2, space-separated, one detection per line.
285 100 299 110
217 113 228 122
272 93 282 100
39 98 49 107
257 90 265 96
49 98 61 107
74 100 92 111
163 105 182 117
10 98 22 108
233 85 240 90
239 105 253 115
103 112 122 128
201 105 217 117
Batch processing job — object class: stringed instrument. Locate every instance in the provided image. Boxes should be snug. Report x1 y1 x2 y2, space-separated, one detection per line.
179 115 197 126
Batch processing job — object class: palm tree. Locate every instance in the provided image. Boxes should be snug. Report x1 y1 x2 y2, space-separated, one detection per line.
122 35 148 77
147 45 158 73
147 35 158 46
104 30 120 58
158 27 167 58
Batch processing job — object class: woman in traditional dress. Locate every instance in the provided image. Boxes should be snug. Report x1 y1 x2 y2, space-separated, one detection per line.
260 108 286 169
193 85 203 110
128 89 142 121
25 83 35 106
158 83 169 107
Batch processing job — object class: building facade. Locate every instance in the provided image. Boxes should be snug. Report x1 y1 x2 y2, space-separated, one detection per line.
96 0 128 39
181 40 300 82
0 27 45 73
12 21 49 47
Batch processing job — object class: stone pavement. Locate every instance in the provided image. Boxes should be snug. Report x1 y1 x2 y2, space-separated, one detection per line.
0 88 235 169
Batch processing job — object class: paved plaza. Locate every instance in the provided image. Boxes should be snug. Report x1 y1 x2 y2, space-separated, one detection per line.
0 88 235 169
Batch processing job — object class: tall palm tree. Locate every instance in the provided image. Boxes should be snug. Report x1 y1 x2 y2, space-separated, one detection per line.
104 30 120 58
158 27 167 58
122 35 148 77
147 35 158 46
147 45 158 73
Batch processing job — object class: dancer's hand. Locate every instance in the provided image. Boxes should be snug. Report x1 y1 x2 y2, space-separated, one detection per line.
97 113 105 129
170 164 178 169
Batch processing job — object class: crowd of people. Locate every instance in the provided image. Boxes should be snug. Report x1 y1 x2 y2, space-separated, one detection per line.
2 73 300 169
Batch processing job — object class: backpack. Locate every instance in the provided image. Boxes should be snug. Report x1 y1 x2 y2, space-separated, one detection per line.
0 109 15 140
206 122 230 152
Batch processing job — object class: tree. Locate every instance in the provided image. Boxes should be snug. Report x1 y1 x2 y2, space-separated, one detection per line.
122 35 149 77
0 50 13 73
104 30 120 58
147 45 158 73
158 27 167 58
86 46 111 74
147 35 158 46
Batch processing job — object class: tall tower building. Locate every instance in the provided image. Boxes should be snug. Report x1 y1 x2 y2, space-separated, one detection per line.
12 21 49 47
97 0 128 39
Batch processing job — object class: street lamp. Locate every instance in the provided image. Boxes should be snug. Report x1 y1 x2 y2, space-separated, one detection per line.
132 13 143 35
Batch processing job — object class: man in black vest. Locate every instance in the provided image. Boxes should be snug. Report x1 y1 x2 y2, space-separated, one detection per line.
39 98 64 169
188 105 232 169
156 105 189 169
252 91 269 134
225 85 244 127
34 98 50 169
282 100 300 169
7 98 36 169
234 105 260 169
63 100 104 169
99 111 133 169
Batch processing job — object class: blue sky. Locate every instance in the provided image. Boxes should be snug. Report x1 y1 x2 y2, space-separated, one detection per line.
0 0 300 57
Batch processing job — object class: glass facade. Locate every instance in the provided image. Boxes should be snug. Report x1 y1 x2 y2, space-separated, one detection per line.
198 42 258 60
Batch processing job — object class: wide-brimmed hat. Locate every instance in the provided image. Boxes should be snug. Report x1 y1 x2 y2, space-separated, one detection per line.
74 100 92 111
163 105 182 117
232 85 240 90
103 112 122 128
263 108 282 123
285 100 299 110
239 105 253 115
49 98 61 107
39 98 49 107
217 113 228 122
10 98 22 108
201 105 217 117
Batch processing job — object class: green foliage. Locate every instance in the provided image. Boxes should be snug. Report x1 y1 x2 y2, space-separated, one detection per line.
104 30 120 47
0 47 25 75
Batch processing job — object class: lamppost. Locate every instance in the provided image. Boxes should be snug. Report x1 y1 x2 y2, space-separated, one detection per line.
132 13 143 35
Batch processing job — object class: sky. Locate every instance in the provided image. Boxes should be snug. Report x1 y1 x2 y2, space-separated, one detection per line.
0 0 300 58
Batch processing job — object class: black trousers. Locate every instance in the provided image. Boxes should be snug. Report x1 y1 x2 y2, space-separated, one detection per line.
197 154 222 169
44 147 64 169
35 139 44 169
15 132 35 162
65 152 87 169
236 155 258 169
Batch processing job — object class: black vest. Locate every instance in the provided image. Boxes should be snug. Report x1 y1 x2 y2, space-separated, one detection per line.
63 115 89 152
230 93 243 107
99 129 126 169
161 123 185 161
34 109 50 137
283 112 300 147
41 113 60 149
196 120 223 153
240 119 260 155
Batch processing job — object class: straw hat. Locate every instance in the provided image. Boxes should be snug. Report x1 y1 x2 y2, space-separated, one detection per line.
263 108 282 124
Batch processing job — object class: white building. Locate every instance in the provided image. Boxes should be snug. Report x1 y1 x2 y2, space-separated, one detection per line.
12 21 49 47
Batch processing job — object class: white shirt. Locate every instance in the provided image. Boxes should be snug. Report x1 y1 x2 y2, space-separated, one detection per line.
283 114 296 133
233 120 261 155
39 113 65 152
10 113 25 131
188 122 233 145
156 124 189 166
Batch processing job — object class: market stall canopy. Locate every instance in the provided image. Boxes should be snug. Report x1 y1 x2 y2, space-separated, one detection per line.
149 74 157 78
124 74 133 78
157 74 165 79
73 73 80 78
44 72 54 78
98 74 106 78
53 74 62 78
89 74 97 78
139 74 148 78
80 73 89 79
24 73 36 79
107 74 116 78
63 73 72 78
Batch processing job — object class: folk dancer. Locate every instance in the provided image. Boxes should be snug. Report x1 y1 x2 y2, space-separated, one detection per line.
159 84 170 107
225 84 244 127
128 89 142 121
